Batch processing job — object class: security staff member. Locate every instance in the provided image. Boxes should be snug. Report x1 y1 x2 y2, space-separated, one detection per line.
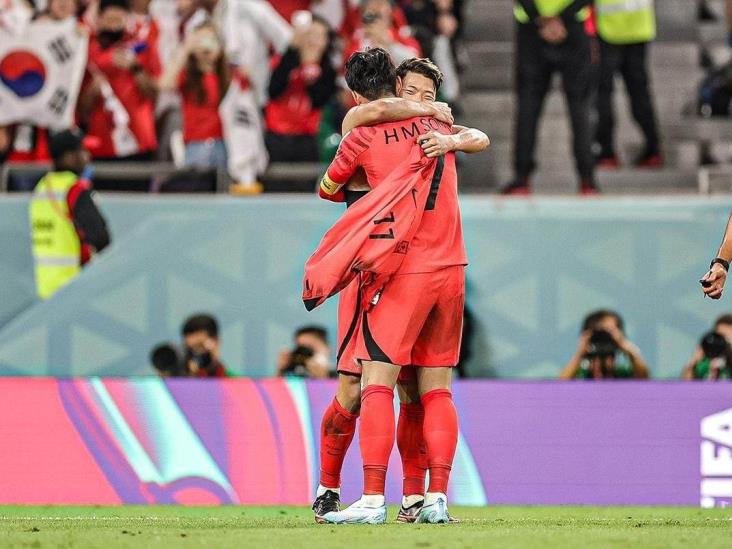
30 130 110 299
595 0 661 169
503 0 596 195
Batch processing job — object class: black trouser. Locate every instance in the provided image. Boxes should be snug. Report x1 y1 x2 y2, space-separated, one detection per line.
514 21 595 182
595 40 659 157
265 132 319 162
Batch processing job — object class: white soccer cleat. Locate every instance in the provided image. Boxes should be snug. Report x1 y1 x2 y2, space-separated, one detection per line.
415 492 450 524
322 496 387 524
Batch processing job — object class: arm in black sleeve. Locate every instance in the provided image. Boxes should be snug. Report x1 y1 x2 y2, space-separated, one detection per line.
72 190 111 252
306 60 337 109
516 0 541 22
559 0 591 23
268 47 301 99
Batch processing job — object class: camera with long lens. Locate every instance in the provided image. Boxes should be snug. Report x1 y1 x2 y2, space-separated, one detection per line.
584 330 618 359
697 331 732 380
700 331 729 359
150 342 213 377
281 345 315 377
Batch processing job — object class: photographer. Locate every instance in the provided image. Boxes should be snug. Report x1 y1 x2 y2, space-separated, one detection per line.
150 313 230 377
682 315 732 381
560 310 649 380
277 325 333 378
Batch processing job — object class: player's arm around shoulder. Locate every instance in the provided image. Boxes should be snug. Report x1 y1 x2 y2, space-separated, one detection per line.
341 99 453 135
417 124 490 158
451 125 490 153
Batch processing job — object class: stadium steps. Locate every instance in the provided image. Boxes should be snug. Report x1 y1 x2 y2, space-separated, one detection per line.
457 3 705 193
457 139 699 193
460 41 702 91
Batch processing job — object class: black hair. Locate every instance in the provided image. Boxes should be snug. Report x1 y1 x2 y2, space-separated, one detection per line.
99 0 130 12
715 314 732 328
296 325 328 345
49 129 84 169
344 48 397 100
581 309 624 333
396 57 443 92
182 313 219 338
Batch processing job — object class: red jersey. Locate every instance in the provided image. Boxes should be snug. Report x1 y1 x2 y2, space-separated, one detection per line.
323 117 467 273
85 36 161 158
178 72 224 143
265 57 322 136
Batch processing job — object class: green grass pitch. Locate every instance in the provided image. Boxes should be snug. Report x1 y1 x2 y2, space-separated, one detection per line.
1 505 730 548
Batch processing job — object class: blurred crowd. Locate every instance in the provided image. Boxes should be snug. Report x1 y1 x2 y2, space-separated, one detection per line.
0 0 465 191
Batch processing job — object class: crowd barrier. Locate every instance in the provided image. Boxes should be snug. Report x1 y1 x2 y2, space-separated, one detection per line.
1 378 730 507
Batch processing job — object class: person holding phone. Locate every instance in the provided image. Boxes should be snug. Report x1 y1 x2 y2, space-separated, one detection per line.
158 22 230 169
264 13 337 162
78 0 161 163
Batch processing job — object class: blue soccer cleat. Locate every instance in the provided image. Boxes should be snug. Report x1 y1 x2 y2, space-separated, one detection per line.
415 493 450 524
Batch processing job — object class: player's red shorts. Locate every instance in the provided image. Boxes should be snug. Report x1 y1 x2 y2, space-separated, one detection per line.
354 265 465 368
336 277 362 376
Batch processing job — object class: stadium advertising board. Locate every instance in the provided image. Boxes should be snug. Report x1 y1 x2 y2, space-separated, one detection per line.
0 379 729 506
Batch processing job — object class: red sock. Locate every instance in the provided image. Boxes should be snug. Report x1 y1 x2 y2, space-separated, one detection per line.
359 385 395 495
422 389 458 494
319 397 358 489
397 402 427 497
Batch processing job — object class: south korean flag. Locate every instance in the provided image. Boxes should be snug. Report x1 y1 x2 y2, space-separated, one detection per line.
0 18 88 130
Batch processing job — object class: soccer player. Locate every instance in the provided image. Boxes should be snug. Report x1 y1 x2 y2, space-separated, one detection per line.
312 56 488 524
317 49 472 524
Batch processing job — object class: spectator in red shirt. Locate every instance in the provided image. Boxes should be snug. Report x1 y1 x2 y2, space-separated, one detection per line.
343 0 421 65
265 14 337 162
128 0 159 46
159 22 229 169
77 0 160 162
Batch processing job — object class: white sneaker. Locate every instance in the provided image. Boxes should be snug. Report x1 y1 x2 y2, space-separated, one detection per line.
322 496 387 525
415 492 449 524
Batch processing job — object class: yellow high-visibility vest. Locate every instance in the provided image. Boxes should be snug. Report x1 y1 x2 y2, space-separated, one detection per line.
29 171 82 299
596 0 656 44
514 0 589 23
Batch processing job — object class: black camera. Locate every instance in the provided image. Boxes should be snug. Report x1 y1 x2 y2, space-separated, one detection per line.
150 342 213 377
585 330 618 359
700 331 729 359
281 345 315 377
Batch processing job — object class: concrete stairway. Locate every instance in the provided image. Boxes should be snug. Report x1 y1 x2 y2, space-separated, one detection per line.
457 0 705 193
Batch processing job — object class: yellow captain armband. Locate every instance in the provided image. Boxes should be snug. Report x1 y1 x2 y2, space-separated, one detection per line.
320 173 343 196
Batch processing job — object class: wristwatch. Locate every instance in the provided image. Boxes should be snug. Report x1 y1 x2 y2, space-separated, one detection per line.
710 258 730 272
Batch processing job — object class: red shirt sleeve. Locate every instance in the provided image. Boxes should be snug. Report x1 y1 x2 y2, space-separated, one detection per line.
319 127 373 201
140 38 161 78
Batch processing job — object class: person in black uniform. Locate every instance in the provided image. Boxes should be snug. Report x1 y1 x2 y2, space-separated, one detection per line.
503 0 597 195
